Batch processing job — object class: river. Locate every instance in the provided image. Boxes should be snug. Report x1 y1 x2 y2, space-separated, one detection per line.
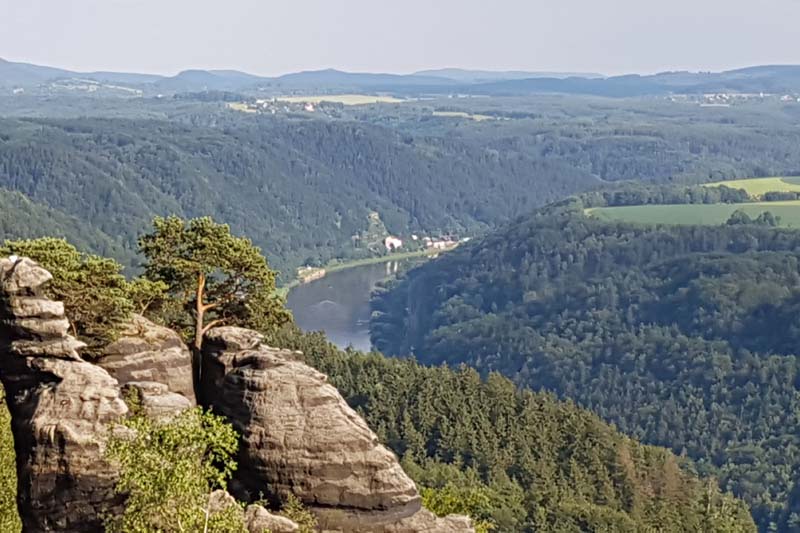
286 259 416 351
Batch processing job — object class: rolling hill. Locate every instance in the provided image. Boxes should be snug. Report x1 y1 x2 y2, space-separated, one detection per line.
0 115 599 278
3 57 800 97
585 177 800 227
370 196 800 530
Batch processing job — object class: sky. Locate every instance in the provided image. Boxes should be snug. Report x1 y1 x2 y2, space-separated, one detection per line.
1 0 799 76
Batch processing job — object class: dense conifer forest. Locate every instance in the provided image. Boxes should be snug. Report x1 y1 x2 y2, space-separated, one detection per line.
0 227 759 532
272 327 757 532
370 197 800 530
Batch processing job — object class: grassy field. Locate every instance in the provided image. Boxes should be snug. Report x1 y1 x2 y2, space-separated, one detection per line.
276 94 405 105
704 176 800 197
433 111 494 121
226 102 257 113
586 201 800 228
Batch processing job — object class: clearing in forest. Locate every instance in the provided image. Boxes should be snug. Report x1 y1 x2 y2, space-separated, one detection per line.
703 176 800 198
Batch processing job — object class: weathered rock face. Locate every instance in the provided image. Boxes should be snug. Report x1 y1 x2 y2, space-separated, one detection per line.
97 314 196 404
0 257 129 532
201 326 474 533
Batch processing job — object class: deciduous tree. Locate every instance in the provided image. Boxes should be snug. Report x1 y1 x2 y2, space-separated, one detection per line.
105 406 245 533
0 238 132 353
0 385 21 533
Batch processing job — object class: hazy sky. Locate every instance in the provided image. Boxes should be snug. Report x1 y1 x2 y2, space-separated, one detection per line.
2 0 798 76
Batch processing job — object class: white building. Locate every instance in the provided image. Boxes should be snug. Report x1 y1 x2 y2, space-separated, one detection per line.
384 236 403 251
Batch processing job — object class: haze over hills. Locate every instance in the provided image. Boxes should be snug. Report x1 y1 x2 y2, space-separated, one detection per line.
3 57 800 97
1 48 800 533
414 68 606 82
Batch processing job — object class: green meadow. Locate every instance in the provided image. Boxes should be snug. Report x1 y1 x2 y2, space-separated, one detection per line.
704 176 800 197
432 111 495 121
586 200 800 228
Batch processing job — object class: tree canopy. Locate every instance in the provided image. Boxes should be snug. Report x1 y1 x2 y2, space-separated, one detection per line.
139 216 289 350
274 326 757 532
370 200 800 530
105 405 245 533
0 238 133 352
0 385 20 533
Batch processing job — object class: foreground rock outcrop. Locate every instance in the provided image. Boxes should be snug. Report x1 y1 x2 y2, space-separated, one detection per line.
1 257 472 532
201 326 474 532
0 257 128 532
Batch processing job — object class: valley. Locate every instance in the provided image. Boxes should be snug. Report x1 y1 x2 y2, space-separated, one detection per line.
3 59 800 532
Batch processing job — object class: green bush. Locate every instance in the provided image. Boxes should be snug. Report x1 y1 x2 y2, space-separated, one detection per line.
105 407 246 533
0 385 21 533
279 493 318 533
0 238 133 353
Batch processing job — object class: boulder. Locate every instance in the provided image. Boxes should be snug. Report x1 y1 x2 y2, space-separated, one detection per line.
244 504 300 533
0 257 129 532
201 326 474 533
208 490 300 533
97 314 196 403
121 381 193 420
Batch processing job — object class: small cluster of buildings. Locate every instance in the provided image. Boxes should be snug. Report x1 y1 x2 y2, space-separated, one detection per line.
422 236 461 250
382 234 465 252
233 98 318 115
669 93 800 107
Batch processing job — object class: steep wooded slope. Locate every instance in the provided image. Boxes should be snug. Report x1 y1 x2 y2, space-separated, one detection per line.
370 200 800 530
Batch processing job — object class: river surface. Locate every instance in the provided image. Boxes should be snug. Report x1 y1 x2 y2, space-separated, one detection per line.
286 260 415 351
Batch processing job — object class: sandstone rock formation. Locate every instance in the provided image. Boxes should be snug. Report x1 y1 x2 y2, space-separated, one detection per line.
1 257 471 532
201 326 474 533
98 314 196 403
245 504 300 533
0 257 128 532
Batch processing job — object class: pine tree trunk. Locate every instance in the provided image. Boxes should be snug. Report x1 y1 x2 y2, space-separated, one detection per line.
194 272 205 351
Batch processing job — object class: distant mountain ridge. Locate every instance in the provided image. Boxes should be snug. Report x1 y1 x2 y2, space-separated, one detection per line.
414 67 606 82
2 57 800 96
0 57 162 87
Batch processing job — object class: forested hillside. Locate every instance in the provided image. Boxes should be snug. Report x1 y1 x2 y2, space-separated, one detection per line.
0 188 135 264
273 327 756 532
371 198 800 531
3 96 800 280
0 115 597 278
0 227 758 532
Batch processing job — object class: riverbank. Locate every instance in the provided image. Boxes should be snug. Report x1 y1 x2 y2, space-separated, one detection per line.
278 247 452 297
